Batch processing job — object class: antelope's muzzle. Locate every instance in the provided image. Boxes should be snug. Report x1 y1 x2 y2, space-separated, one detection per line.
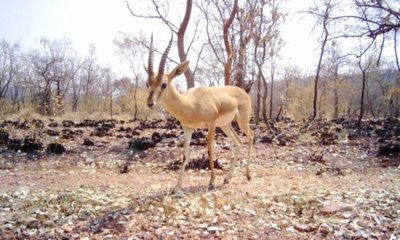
147 91 155 108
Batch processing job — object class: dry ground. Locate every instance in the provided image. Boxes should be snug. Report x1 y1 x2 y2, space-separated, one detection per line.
0 118 399 239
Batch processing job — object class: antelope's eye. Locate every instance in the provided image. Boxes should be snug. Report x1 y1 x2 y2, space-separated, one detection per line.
146 82 149 88
161 83 167 90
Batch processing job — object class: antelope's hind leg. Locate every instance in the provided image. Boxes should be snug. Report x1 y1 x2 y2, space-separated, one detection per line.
237 115 253 181
220 124 242 185
207 124 216 189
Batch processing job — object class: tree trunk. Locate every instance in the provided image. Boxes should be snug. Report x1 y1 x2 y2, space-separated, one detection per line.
333 72 339 118
358 68 367 127
177 0 195 89
235 45 245 89
133 75 139 120
223 0 238 86
318 81 326 118
313 40 327 119
262 76 268 123
269 70 274 118
312 10 330 120
255 71 261 125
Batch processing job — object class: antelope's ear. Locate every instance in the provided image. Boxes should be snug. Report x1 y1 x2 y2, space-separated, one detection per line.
168 61 189 81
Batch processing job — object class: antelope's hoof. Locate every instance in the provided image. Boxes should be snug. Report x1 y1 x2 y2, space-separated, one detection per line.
223 179 230 185
208 184 215 190
247 175 252 181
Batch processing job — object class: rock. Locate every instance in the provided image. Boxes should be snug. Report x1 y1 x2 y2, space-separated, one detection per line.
294 223 317 233
207 226 224 232
82 138 95 146
320 202 354 215
48 122 58 127
46 143 66 154
16 120 29 129
128 137 156 151
192 131 205 139
378 143 400 156
62 129 76 139
100 122 115 131
26 219 41 229
9 137 43 152
132 128 141 136
259 135 272 144
32 119 45 128
330 117 346 124
0 129 9 145
120 164 129 174
163 118 179 129
90 127 109 137
62 120 75 128
7 138 23 151
163 130 178 138
277 137 287 146
190 138 207 146
222 145 230 150
151 132 163 144
348 131 359 140
319 131 337 145
75 119 96 128
23 137 43 152
46 129 59 137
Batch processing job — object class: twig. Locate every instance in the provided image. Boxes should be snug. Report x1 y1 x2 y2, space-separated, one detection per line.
272 132 284 141
310 224 322 240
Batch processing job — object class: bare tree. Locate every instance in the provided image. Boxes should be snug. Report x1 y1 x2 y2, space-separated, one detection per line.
252 0 284 123
233 0 255 89
97 67 116 115
322 40 348 118
281 65 301 118
368 66 400 118
83 45 96 98
69 53 85 112
307 0 336 120
80 45 99 113
268 36 283 119
333 0 400 71
196 0 238 86
354 42 376 126
254 37 268 125
0 40 20 105
114 33 146 120
29 38 73 115
224 0 238 86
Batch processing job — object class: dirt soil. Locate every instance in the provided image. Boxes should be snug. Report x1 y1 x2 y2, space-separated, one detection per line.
0 117 399 239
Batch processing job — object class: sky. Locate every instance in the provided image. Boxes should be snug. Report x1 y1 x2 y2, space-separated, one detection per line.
0 0 319 78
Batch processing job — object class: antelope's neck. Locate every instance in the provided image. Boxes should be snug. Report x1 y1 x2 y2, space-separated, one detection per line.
160 86 192 121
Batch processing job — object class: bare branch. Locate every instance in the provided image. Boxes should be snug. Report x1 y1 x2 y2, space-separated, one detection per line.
125 0 178 33
394 29 400 71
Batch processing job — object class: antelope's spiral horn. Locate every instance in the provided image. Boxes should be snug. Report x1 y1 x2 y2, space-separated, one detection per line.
157 34 173 82
148 34 154 77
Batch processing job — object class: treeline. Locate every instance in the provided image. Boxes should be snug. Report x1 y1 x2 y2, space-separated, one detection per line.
0 38 148 119
273 66 400 120
0 37 399 121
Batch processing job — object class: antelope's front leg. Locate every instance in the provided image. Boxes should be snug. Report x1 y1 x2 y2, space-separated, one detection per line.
173 127 193 193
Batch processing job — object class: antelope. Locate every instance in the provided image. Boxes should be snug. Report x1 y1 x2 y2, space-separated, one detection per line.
145 36 253 193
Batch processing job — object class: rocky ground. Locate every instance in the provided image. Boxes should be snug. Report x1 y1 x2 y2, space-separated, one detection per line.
0 117 399 239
